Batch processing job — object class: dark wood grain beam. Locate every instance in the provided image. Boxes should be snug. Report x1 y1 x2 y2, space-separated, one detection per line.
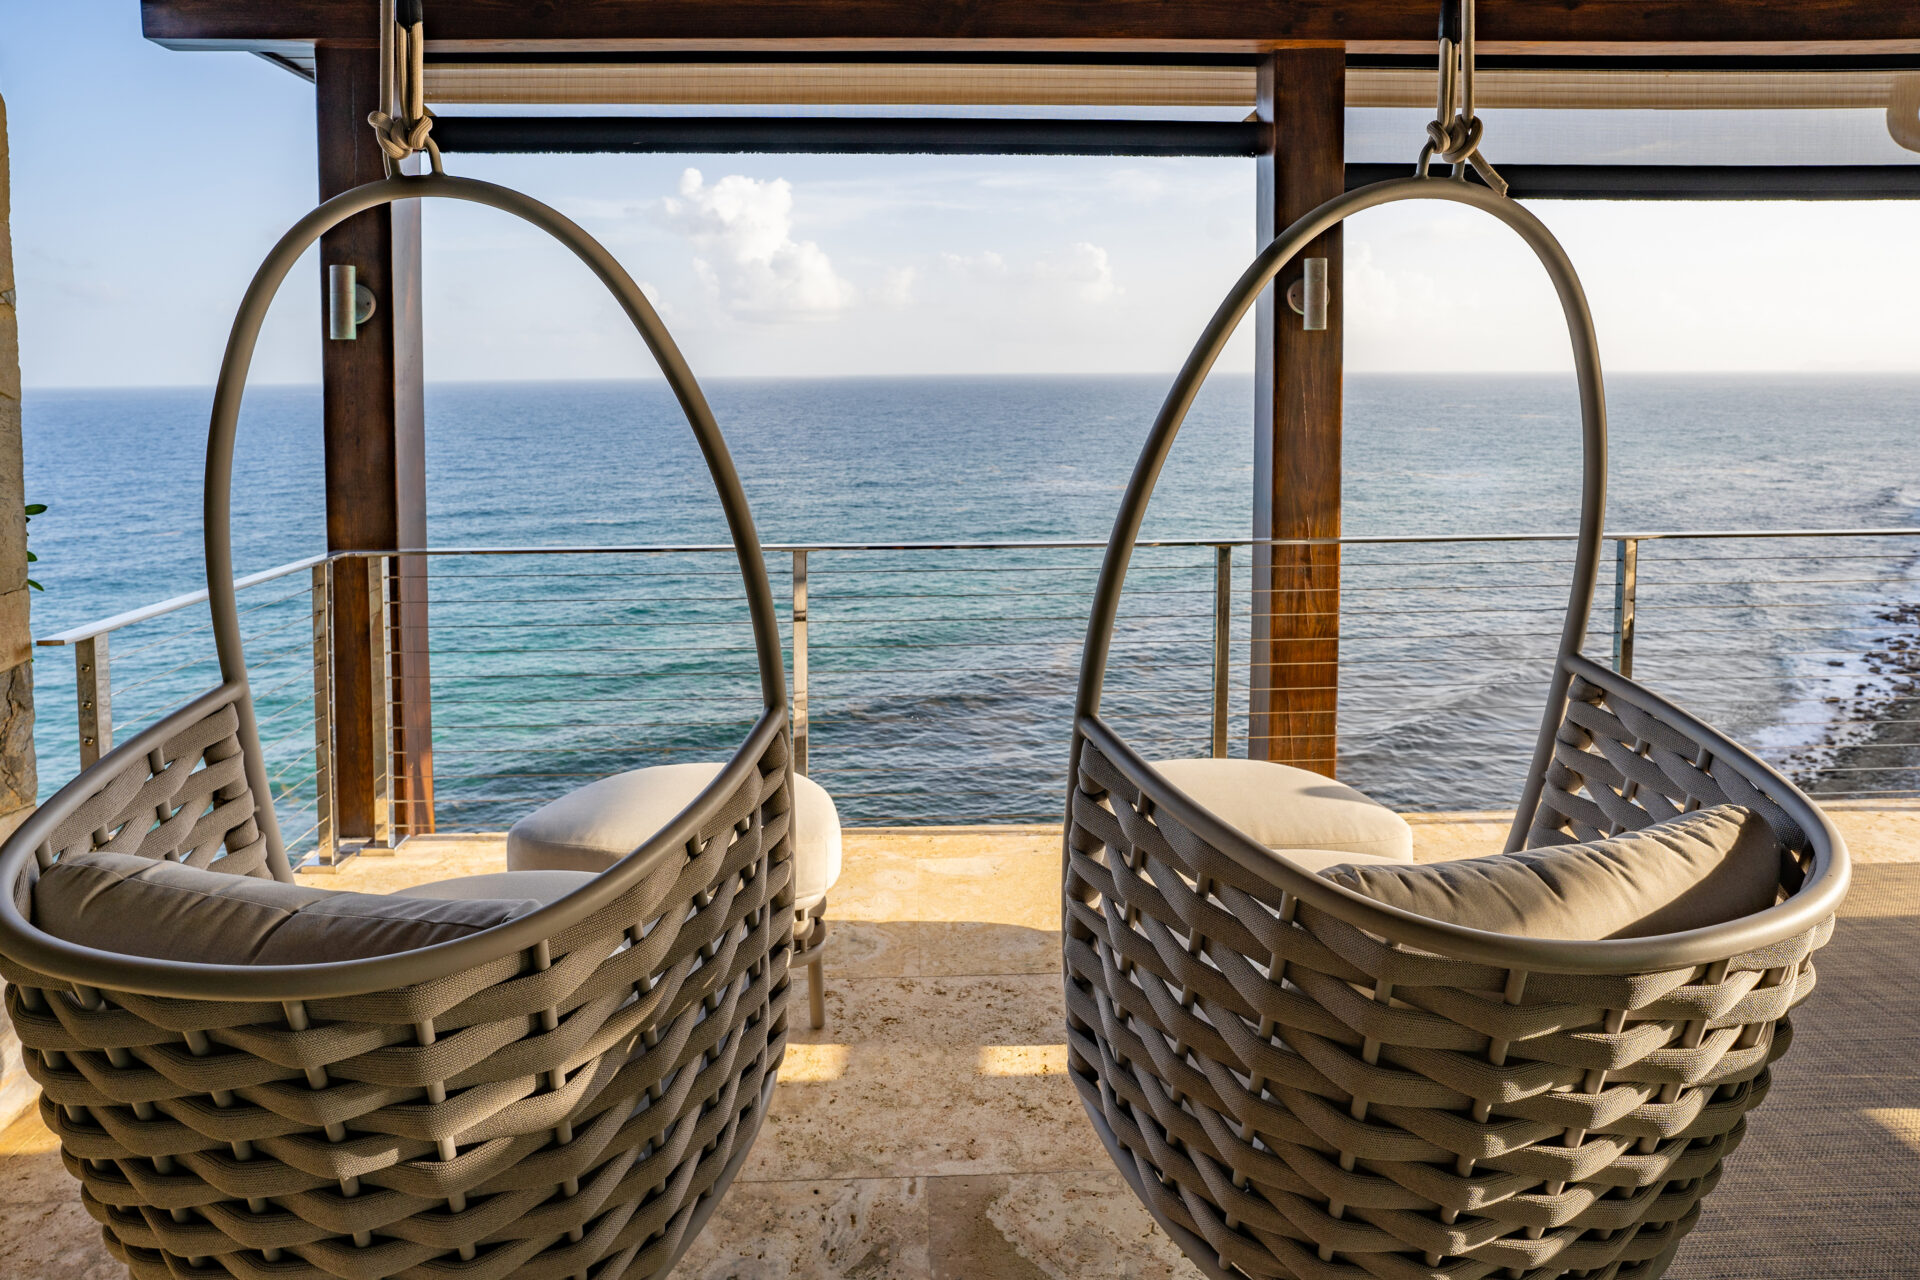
316 46 434 844
140 1 1920 55
1251 48 1344 778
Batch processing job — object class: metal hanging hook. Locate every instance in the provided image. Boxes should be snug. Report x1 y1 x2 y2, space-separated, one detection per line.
1416 0 1507 195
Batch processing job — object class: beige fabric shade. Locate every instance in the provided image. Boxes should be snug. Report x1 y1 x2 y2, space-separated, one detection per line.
417 60 1920 112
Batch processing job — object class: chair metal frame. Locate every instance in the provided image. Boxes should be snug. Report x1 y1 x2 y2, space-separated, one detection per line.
0 172 795 1280
1065 175 1851 1280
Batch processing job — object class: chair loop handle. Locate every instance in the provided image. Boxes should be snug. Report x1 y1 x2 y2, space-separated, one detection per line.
205 172 789 872
1069 176 1606 850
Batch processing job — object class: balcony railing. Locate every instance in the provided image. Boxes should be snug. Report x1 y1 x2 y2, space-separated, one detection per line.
35 528 1920 868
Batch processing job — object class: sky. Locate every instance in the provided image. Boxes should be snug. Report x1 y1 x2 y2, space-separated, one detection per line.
4 3 1920 387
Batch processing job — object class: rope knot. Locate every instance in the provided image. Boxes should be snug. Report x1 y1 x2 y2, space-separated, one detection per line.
1426 114 1484 166
367 109 435 163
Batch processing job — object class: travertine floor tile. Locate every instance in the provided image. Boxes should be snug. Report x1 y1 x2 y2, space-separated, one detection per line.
754 1045 1097 1183
814 919 1057 982
756 972 1096 1182
830 848 1059 932
10 819 1907 1280
0 1114 118 1279
675 1176 930 1280
1404 810 1513 862
800 972 1060 1047
927 1171 1203 1280
1822 799 1920 864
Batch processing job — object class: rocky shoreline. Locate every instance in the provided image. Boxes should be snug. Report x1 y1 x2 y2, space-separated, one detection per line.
1795 599 1920 799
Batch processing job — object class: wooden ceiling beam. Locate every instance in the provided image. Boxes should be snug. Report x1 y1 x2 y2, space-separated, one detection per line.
140 1 1920 57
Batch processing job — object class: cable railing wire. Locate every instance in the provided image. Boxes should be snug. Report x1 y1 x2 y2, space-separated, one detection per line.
33 529 1919 857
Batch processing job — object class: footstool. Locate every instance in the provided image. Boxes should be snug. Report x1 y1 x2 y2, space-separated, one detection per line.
509 761 844 1027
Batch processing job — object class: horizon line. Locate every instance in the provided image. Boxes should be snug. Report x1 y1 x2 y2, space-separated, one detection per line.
23 368 1920 394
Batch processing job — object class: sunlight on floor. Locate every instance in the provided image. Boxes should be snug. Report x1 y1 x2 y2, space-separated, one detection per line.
1864 1107 1920 1152
776 1042 849 1082
0 1115 56 1156
976 1044 1069 1076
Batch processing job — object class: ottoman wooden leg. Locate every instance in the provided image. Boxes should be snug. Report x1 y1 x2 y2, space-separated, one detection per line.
796 899 830 1029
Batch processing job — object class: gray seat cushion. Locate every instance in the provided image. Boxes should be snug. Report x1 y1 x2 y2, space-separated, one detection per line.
409 870 596 905
509 762 843 910
33 851 542 965
1320 804 1784 940
1150 757 1414 862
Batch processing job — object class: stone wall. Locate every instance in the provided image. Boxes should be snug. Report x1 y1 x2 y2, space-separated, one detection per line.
0 94 40 1130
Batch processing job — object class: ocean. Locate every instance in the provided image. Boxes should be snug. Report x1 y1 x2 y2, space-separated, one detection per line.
21 374 1920 838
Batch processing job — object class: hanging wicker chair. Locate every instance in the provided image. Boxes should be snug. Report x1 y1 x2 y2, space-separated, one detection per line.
1064 175 1852 1280
0 171 795 1279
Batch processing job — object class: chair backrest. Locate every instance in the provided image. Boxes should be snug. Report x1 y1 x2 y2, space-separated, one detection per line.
1069 175 1608 854
199 173 791 876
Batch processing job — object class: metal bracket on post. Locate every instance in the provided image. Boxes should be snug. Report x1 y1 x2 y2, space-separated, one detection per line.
1286 257 1330 331
1212 546 1232 757
1612 537 1639 678
76 635 112 769
792 550 809 777
327 265 377 341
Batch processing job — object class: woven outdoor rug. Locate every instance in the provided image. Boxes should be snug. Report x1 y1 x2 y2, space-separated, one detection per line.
1671 860 1920 1278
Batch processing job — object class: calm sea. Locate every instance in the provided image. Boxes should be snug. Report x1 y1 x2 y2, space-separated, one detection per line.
21 374 1920 833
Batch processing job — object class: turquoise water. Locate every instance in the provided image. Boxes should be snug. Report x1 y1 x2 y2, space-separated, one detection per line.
21 374 1920 832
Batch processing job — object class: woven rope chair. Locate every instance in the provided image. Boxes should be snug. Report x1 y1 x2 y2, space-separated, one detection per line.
1064 176 1852 1280
0 173 795 1279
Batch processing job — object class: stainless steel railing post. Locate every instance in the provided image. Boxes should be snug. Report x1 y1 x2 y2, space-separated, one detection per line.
1612 537 1639 678
792 549 809 776
368 555 394 852
76 635 112 769
1212 545 1231 757
311 563 337 867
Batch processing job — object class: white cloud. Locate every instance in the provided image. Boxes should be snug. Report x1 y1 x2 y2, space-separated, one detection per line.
1036 242 1119 303
877 266 918 308
939 249 1009 278
660 169 856 319
938 243 1118 304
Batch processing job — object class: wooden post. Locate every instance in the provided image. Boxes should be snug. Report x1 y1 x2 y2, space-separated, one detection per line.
316 45 434 840
1251 48 1344 776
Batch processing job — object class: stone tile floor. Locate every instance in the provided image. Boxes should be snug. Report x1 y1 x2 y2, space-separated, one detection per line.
2 803 1914 1279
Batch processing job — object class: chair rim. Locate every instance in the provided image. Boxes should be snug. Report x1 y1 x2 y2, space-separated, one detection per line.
0 684 788 1001
1077 662 1849 976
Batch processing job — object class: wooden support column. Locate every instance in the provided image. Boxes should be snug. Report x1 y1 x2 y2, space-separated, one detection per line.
1251 48 1344 775
316 45 434 840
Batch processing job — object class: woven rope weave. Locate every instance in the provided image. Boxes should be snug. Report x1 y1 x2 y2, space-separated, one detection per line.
42 694 272 882
2 695 795 1280
1064 675 1834 1280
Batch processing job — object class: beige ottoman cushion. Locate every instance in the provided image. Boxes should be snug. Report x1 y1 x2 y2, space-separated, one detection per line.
1321 804 1783 940
33 851 542 966
509 762 843 911
1150 758 1413 862
1263 847 1411 876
